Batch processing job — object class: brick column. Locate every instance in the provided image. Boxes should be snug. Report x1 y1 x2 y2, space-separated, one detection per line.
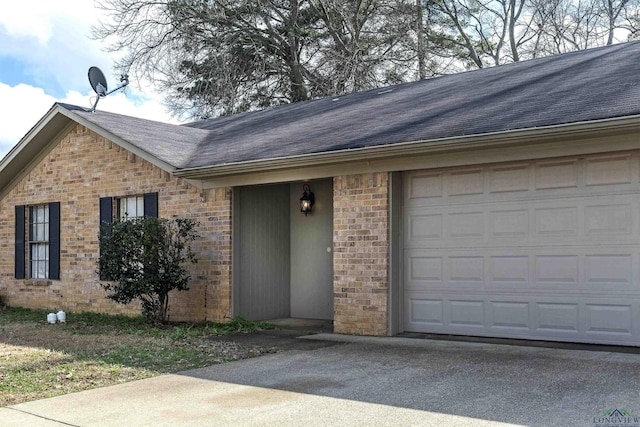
333 173 389 336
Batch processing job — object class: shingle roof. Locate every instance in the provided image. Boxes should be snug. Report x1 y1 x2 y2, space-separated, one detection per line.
66 41 640 170
59 104 211 169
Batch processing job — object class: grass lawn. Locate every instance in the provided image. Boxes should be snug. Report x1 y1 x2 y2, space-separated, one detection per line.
0 307 273 406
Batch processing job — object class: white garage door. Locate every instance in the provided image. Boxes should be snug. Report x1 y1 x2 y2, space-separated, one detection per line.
403 151 640 346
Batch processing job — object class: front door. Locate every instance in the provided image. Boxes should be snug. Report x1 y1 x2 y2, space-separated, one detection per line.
290 179 334 320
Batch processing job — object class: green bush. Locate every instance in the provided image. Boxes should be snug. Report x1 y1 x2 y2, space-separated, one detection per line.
98 216 199 324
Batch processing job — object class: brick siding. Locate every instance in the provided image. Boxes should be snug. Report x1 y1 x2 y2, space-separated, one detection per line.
1 125 394 333
0 125 232 322
333 173 389 336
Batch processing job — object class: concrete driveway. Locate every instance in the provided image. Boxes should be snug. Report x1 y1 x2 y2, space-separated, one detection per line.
1 334 639 426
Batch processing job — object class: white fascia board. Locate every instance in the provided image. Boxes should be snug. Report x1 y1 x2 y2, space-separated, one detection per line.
174 115 640 180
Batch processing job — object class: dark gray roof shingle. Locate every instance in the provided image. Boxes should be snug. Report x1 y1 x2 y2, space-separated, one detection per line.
69 41 640 170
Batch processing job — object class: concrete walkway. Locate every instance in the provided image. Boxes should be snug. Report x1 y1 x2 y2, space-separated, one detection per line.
2 334 639 426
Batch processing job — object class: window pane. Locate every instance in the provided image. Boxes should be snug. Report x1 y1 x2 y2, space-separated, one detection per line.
119 196 145 219
27 205 50 279
30 244 46 279
29 205 49 241
36 223 45 241
136 197 144 217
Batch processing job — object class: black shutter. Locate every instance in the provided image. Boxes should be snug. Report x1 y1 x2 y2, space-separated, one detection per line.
143 192 158 218
14 205 25 279
48 202 60 280
99 197 113 281
99 197 113 234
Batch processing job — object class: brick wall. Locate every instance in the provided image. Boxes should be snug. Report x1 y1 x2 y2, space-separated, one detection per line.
333 173 389 336
0 125 232 322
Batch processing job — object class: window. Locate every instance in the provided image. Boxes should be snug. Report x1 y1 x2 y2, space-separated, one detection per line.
99 193 158 281
100 193 158 228
29 204 49 279
14 202 60 280
118 195 144 219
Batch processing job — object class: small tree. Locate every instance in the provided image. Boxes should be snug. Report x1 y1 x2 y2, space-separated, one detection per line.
98 216 199 323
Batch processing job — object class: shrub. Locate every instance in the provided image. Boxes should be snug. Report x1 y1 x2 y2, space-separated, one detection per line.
98 216 199 323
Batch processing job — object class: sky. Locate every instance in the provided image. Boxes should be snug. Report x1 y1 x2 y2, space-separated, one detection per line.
0 1 179 160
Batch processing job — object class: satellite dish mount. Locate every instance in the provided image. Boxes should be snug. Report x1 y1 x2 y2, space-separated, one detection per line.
88 66 129 112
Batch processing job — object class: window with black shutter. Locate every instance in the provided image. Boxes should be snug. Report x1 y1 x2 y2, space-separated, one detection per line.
14 202 60 280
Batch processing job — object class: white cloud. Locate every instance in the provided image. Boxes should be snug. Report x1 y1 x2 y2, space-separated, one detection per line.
0 83 56 156
0 1 181 160
0 2 115 97
0 82 179 161
0 1 96 45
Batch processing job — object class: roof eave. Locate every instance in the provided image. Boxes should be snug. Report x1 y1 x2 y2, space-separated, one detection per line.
174 115 640 180
60 108 178 175
0 104 74 197
0 104 179 198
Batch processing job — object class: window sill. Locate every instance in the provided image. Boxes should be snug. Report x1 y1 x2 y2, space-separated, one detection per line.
23 279 54 287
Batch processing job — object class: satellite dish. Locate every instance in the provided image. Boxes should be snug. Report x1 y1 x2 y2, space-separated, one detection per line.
88 66 108 97
87 66 130 112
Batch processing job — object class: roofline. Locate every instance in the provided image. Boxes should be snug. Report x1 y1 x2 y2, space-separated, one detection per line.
0 103 177 198
0 103 61 166
59 107 178 174
0 104 72 198
173 115 640 180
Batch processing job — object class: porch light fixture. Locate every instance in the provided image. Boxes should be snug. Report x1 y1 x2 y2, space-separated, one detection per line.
300 184 315 216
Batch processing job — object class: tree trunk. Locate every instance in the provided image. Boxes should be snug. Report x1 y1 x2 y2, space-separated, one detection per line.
416 0 427 79
287 0 309 102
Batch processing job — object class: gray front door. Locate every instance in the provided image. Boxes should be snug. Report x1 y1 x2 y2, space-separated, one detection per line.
290 179 334 320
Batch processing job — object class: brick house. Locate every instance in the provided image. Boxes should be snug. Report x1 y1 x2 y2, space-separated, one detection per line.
1 42 640 345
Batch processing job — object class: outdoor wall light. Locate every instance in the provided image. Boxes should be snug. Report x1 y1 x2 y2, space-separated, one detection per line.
300 184 315 216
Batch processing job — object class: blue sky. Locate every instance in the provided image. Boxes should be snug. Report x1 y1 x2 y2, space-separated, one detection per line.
0 1 177 160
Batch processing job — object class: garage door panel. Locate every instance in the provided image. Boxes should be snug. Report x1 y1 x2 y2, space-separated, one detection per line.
584 203 633 236
534 255 579 287
408 299 443 326
489 301 530 331
407 256 443 283
534 303 579 333
585 304 634 336
448 212 484 239
407 155 639 208
490 209 529 238
489 256 529 284
407 172 443 199
448 256 484 284
584 153 634 186
450 300 485 327
405 294 640 344
403 152 640 346
407 249 639 293
407 213 443 241
448 168 484 196
489 164 530 193
534 159 579 190
534 207 578 236
406 198 640 248
585 255 634 290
